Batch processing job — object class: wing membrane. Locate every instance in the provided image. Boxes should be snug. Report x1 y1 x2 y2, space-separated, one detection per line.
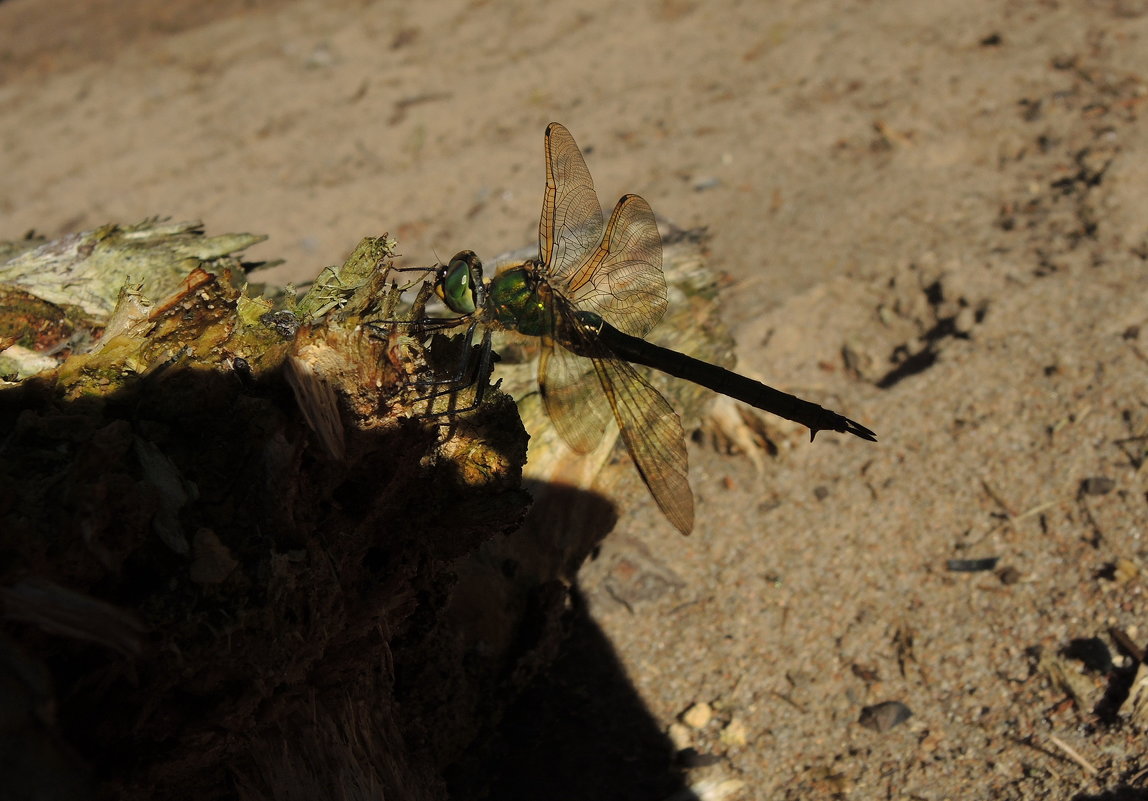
540 122 604 281
538 331 613 455
539 292 693 535
563 193 667 338
592 350 692 535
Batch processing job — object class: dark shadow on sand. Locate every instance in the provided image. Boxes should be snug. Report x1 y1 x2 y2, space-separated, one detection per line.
446 584 694 801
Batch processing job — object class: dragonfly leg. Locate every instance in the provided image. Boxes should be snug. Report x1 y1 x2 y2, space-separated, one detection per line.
426 329 499 420
406 323 499 419
413 321 480 397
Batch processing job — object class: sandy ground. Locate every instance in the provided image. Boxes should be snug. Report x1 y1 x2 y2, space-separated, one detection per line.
3 0 1148 798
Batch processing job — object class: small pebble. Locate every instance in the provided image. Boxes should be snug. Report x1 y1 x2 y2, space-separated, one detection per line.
720 717 748 747
997 565 1022 585
1081 476 1115 495
690 777 746 800
1114 557 1140 585
682 701 714 729
858 700 912 732
667 722 692 750
954 306 977 334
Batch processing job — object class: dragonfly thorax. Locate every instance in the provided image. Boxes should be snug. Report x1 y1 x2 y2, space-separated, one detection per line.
486 262 556 337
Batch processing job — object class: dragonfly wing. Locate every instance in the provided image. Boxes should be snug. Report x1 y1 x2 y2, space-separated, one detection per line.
544 295 693 535
563 193 667 338
540 122 605 281
593 351 694 535
534 125 691 533
538 333 613 455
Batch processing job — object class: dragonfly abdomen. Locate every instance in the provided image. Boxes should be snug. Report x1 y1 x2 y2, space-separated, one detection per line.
595 319 876 441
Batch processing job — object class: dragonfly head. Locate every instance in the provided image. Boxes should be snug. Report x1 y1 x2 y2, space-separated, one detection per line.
434 250 485 315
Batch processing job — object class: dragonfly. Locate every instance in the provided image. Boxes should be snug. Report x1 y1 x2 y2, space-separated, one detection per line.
427 122 875 535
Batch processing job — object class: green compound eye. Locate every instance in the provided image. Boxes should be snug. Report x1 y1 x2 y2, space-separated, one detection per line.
439 255 477 314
